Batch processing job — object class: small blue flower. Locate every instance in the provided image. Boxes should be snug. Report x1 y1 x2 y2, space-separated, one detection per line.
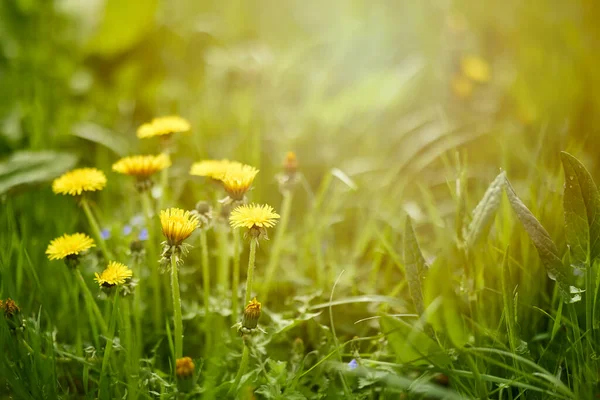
348 359 358 370
131 215 145 226
101 228 111 240
123 225 132 235
138 228 149 241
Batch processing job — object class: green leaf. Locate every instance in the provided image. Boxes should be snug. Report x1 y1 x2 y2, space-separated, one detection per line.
403 216 427 314
0 151 78 195
380 315 450 366
423 258 469 348
72 123 132 156
505 178 574 302
87 0 158 56
560 151 600 267
464 171 506 248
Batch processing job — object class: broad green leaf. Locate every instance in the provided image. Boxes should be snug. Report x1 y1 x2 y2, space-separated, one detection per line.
403 216 427 314
380 315 450 366
464 171 506 248
505 178 574 302
560 151 600 268
0 151 77 195
423 258 468 348
72 123 132 156
87 0 158 56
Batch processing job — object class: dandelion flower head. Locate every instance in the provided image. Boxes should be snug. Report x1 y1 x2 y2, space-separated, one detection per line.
112 154 171 178
160 208 200 245
460 55 490 83
137 116 191 139
94 261 133 287
189 159 239 180
221 164 259 200
229 203 279 230
46 233 95 260
52 168 106 196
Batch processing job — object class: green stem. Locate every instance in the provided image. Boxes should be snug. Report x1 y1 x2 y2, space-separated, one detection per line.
121 299 137 400
73 278 83 356
200 230 211 316
99 294 120 399
232 229 241 322
231 345 250 394
244 238 258 305
75 269 107 334
141 190 162 331
80 197 110 260
171 254 183 360
216 225 230 293
132 257 143 360
263 192 293 303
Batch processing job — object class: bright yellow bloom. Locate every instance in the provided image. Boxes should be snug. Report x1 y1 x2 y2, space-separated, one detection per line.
137 116 191 139
460 56 490 83
112 154 171 178
229 203 280 229
160 208 200 245
451 75 473 99
94 261 133 287
176 357 195 378
46 233 95 260
189 159 239 180
221 164 259 200
52 168 106 196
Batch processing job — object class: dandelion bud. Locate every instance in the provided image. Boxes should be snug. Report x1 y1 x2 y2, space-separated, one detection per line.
175 357 195 379
1 298 23 332
283 151 298 175
242 298 261 330
277 151 300 193
193 201 213 228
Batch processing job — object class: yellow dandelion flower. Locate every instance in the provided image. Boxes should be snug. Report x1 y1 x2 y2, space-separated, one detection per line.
94 261 133 287
451 75 473 99
221 164 259 200
283 151 298 173
52 168 106 196
112 154 171 178
242 297 262 330
160 208 200 245
46 233 95 260
137 116 191 139
189 159 240 180
460 55 490 83
229 203 280 230
175 357 195 378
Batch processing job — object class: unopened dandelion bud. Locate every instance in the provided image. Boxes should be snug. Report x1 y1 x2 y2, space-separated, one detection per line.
1 298 23 331
175 356 196 391
192 201 213 228
242 298 261 330
277 151 300 193
129 239 144 254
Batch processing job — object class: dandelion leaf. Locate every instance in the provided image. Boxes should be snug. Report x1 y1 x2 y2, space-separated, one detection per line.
403 216 427 314
505 178 575 303
560 151 600 268
0 151 77 195
464 171 506 248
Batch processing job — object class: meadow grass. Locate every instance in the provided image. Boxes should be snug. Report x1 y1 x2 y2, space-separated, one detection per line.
2 1 600 399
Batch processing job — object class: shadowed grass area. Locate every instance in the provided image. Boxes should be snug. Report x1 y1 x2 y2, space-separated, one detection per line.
2 0 600 399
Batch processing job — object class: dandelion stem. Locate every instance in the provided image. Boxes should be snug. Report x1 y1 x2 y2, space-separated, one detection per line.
99 293 120 398
170 254 184 360
75 269 107 335
80 197 110 260
132 257 143 360
232 229 241 322
244 238 258 306
121 298 137 400
200 230 211 317
216 225 230 293
263 191 293 302
141 190 162 331
231 344 250 394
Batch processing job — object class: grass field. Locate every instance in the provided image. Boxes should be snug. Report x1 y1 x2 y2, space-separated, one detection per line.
2 1 600 399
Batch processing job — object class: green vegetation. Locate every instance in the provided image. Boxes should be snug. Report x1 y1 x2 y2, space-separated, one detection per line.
2 0 600 398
